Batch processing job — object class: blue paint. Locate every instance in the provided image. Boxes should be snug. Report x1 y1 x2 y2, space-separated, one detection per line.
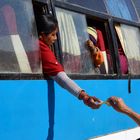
0 80 49 140
0 80 140 140
54 79 140 140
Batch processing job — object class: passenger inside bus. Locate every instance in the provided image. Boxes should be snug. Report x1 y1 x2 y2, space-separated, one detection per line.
86 38 104 72
87 20 129 75
87 26 105 74
87 19 114 74
35 14 103 109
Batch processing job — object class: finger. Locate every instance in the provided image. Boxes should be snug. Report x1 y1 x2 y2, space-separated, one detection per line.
108 96 118 104
89 102 100 109
91 103 101 109
92 96 98 100
108 100 115 106
88 97 102 109
92 96 101 102
108 100 119 111
108 99 117 108
112 96 118 101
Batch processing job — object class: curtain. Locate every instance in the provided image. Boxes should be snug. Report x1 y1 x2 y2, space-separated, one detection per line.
119 24 140 74
115 24 128 74
56 8 95 74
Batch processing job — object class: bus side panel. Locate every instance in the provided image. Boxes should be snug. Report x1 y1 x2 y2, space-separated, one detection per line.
0 80 140 140
0 80 49 140
54 79 140 140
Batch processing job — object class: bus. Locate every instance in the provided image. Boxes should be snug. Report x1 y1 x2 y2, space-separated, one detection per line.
0 0 140 140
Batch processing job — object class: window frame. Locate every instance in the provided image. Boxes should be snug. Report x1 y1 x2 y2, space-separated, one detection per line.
52 0 140 79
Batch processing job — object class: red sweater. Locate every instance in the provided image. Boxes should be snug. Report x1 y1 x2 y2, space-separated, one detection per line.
39 40 64 76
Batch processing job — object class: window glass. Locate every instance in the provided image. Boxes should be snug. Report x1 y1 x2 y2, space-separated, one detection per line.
115 24 140 75
56 0 107 13
132 0 140 19
56 8 96 74
0 0 41 73
55 8 113 74
105 0 138 21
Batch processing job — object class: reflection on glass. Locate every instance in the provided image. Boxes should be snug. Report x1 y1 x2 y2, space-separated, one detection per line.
105 0 138 21
132 0 140 19
56 8 96 74
0 0 41 73
115 24 140 75
56 0 107 13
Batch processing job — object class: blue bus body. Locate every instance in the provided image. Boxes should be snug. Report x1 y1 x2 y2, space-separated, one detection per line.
0 79 140 140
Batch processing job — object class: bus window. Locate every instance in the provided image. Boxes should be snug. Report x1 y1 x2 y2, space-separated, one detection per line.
56 0 107 13
105 0 138 21
55 8 114 74
56 8 95 74
115 24 140 75
87 18 114 74
0 0 41 73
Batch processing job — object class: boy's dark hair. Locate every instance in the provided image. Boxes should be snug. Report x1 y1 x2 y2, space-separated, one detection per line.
35 14 58 35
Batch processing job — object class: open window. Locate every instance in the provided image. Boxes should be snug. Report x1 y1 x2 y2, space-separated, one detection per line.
86 18 114 74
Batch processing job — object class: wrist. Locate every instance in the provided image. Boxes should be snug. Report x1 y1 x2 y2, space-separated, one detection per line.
78 90 89 100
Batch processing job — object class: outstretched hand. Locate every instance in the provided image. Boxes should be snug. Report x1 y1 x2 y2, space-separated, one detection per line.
85 96 103 109
107 96 130 114
79 91 102 109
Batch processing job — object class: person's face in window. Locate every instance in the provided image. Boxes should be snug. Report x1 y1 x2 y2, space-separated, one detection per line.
41 28 58 47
